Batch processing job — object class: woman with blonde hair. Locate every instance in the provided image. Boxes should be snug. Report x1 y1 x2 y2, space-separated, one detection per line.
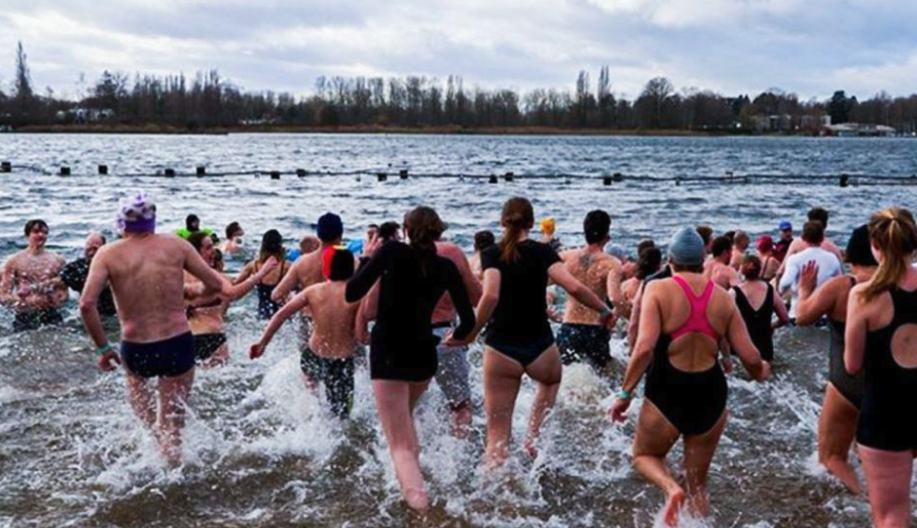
845 207 917 528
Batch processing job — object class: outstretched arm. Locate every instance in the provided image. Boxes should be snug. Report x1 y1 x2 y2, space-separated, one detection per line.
345 239 391 303
448 268 499 346
610 281 662 422
250 288 311 359
271 258 302 304
183 242 231 297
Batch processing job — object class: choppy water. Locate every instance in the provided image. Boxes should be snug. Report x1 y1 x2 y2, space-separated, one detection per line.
1 133 916 527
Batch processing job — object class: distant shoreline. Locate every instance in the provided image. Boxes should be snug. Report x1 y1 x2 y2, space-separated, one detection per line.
8 123 797 137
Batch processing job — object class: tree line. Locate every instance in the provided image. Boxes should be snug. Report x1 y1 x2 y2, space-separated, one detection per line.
2 42 916 133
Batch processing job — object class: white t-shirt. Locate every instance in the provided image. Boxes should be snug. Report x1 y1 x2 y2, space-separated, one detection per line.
779 246 844 318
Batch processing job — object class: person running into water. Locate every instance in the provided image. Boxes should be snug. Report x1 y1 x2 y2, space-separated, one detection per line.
845 208 917 528
251 247 361 419
273 213 348 346
610 227 770 526
556 210 623 373
795 224 877 495
540 217 562 251
785 207 844 263
731 255 789 363
729 231 750 270
220 222 245 258
774 221 793 262
621 247 662 321
779 220 843 322
185 232 278 366
703 235 740 289
1 219 68 332
237 229 289 320
80 194 231 466
470 230 495 280
446 197 614 467
755 235 780 282
432 229 482 436
61 232 117 318
345 206 475 513
273 213 344 304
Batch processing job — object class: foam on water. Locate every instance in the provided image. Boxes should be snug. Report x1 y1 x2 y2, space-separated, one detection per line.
0 133 909 526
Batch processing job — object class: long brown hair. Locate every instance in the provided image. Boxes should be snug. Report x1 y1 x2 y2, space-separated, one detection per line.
499 197 534 263
861 208 917 302
403 206 445 276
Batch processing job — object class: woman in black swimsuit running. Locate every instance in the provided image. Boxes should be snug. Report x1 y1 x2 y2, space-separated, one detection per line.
845 208 917 528
610 227 770 527
447 197 614 468
237 229 289 320
731 255 789 363
795 225 877 495
345 206 475 513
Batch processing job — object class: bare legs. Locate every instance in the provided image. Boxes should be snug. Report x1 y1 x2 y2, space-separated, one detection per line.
125 368 195 467
373 378 431 513
818 383 861 494
482 345 561 468
632 401 727 527
858 445 914 528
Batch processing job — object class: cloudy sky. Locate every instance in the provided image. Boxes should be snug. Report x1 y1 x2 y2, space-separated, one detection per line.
1 0 915 101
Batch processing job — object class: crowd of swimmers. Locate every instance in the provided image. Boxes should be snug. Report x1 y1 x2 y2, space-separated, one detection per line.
2 195 916 528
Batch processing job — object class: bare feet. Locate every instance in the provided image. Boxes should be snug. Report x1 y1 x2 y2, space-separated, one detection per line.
523 437 539 460
403 487 430 514
662 488 686 527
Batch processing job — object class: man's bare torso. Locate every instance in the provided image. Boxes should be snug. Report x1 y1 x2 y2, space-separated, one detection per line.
3 250 66 311
306 281 359 358
99 234 191 342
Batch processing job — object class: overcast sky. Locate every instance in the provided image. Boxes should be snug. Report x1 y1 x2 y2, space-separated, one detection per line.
1 0 915 101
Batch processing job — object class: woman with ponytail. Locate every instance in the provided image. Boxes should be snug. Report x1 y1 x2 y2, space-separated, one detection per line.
345 206 475 513
845 207 917 528
447 197 615 468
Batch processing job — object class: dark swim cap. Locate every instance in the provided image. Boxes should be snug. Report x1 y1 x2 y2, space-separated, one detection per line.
317 212 343 242
322 246 354 281
846 224 878 267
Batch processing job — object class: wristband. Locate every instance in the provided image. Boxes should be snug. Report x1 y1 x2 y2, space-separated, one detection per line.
617 389 632 399
600 306 613 318
96 342 114 356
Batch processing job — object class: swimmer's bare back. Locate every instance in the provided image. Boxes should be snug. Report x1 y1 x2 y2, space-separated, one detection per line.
91 234 226 342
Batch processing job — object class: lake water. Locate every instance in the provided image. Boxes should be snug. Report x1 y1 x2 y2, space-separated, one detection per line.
0 133 916 528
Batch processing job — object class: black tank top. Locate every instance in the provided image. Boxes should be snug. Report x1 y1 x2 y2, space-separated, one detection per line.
827 277 863 408
733 282 775 361
857 285 917 450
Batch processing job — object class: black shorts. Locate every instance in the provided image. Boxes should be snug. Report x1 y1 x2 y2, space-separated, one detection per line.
121 332 195 379
193 333 227 362
301 347 355 419
13 308 63 333
556 323 612 371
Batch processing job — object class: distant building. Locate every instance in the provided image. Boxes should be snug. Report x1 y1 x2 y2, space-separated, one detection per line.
57 107 115 124
823 122 896 137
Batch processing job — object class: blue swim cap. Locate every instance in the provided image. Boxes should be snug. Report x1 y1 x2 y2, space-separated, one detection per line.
667 227 705 266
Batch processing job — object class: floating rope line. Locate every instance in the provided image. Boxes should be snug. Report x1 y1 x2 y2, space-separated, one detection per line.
1 160 916 187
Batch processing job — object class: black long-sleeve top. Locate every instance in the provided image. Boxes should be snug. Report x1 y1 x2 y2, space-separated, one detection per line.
346 241 475 379
61 258 117 317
